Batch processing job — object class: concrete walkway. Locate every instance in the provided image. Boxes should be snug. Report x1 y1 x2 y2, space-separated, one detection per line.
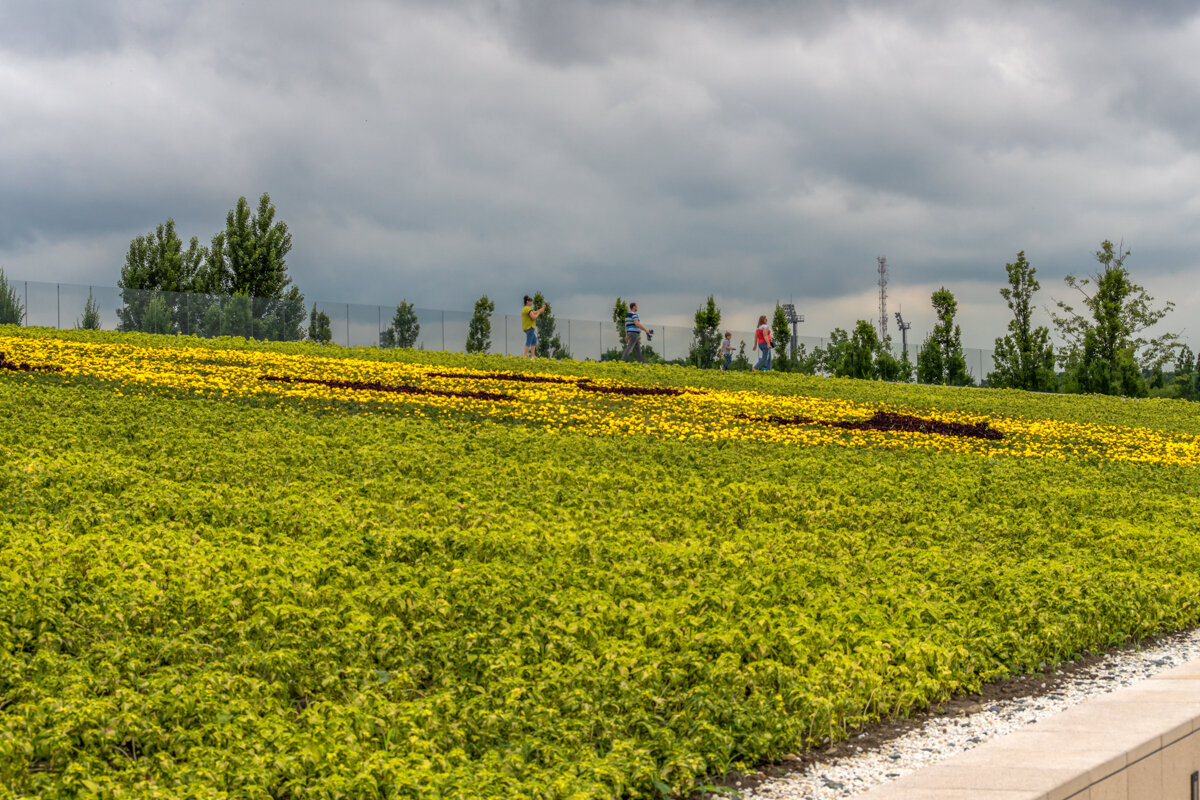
855 658 1200 799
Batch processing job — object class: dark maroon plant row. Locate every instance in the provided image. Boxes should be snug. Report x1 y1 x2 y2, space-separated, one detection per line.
0 352 62 373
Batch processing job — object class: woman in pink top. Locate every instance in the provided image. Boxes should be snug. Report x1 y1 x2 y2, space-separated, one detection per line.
753 315 773 371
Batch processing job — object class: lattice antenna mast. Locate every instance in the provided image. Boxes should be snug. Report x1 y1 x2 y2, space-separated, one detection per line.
877 256 888 338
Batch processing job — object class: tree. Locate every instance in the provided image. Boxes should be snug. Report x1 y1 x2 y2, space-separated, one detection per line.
816 327 850 376
842 321 879 379
731 340 752 371
117 218 207 333
988 251 1057 392
688 295 722 368
791 342 821 375
533 291 569 359
917 287 971 386
875 339 914 382
612 297 628 346
141 293 173 335
466 295 494 353
77 295 102 330
0 268 23 325
382 300 420 349
308 304 332 344
1051 240 1177 397
195 193 305 341
771 303 792 366
1174 345 1197 401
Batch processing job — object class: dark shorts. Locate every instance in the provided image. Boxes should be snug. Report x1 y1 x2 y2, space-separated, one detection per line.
525 327 537 347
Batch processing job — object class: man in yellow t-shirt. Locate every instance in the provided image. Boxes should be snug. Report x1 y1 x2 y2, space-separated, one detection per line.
521 294 546 359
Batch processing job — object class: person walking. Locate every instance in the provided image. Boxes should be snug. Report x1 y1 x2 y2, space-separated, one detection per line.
621 302 649 363
521 294 546 358
753 315 773 371
717 331 733 370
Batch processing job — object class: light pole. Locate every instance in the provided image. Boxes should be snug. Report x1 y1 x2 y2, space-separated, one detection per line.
782 303 803 359
894 310 912 360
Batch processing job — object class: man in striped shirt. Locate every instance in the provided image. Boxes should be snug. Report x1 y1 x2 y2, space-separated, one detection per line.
621 302 650 363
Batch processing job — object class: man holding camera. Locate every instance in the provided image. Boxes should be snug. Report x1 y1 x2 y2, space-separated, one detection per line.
621 301 651 363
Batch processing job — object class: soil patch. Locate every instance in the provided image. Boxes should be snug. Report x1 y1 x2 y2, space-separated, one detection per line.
0 352 62 373
259 374 514 402
577 382 684 397
737 410 1003 441
424 371 580 385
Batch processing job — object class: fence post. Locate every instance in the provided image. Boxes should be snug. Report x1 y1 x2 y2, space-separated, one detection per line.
57 284 60 329
24 281 28 326
505 315 508 356
441 311 445 351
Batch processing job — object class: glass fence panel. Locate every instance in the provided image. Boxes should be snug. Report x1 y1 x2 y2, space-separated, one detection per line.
22 281 59 328
3 277 1005 382
566 319 602 361
442 310 471 354
346 302 381 348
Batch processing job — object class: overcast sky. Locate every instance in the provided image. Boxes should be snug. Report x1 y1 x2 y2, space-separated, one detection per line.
3 0 1199 347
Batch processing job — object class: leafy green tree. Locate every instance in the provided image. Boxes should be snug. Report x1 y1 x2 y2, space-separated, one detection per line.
0 268 24 325
612 297 628 346
533 291 569 359
141 293 173 335
988 251 1057 392
1051 240 1176 397
466 295 495 353
771 303 792 365
199 193 305 340
308 304 332 344
118 219 207 333
688 295 722 368
77 295 102 330
842 321 879 379
917 287 971 385
731 340 752 371
790 342 821 375
875 340 914 382
1174 345 1197 401
382 300 420 349
816 327 850 376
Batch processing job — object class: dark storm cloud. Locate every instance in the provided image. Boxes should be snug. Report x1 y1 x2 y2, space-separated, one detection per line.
3 0 1200 346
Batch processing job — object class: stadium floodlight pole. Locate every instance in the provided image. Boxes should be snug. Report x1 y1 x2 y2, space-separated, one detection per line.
894 310 912 358
782 303 803 359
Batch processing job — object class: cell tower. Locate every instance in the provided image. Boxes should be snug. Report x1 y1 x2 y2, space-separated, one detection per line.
877 256 888 339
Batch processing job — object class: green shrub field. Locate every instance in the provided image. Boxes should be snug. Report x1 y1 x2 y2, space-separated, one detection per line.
2 327 1199 799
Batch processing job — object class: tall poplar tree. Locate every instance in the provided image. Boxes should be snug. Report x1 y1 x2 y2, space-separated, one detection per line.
988 251 1057 391
533 291 568 359
1051 240 1177 397
917 287 971 385
688 295 722 367
466 295 494 353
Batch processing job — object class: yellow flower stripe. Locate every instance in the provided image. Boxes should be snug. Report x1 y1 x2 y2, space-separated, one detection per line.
5 335 1199 466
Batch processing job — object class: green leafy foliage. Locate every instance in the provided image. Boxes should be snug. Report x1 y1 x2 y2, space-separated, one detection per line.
308 304 332 344
381 300 421 349
533 291 569 359
466 295 495 353
989 251 1057 392
4 329 1200 798
0 268 22 325
917 287 971 386
688 295 722 368
1052 240 1178 397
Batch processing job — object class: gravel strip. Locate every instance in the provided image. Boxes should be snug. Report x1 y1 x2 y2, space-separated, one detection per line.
740 627 1200 800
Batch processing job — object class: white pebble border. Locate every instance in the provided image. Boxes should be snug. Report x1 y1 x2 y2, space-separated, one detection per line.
742 627 1200 800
